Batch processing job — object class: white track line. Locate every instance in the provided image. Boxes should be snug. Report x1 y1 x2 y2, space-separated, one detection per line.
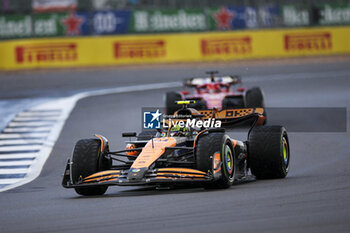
0 154 39 159
17 112 61 117
13 116 58 121
0 81 181 192
0 133 48 139
0 178 25 184
0 140 44 146
3 127 51 133
0 145 41 152
9 122 55 127
0 168 29 174
0 161 34 166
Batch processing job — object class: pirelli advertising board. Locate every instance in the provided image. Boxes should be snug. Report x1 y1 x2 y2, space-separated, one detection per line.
0 26 349 70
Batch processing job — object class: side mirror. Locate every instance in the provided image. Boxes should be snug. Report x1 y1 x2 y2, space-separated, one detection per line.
122 132 137 137
236 87 246 92
230 75 242 85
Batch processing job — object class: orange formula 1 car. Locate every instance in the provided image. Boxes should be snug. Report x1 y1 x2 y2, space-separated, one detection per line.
62 103 289 196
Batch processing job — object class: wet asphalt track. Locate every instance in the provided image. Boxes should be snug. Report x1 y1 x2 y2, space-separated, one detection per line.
0 59 350 233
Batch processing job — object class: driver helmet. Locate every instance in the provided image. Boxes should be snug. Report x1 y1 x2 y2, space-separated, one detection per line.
170 124 189 137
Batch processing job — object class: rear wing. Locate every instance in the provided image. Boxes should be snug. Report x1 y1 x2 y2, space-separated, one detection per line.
162 107 265 129
184 75 241 87
199 108 265 126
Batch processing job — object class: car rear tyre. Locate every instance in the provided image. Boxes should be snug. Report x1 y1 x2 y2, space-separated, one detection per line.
188 100 207 110
248 126 290 179
245 87 266 124
165 92 182 115
222 97 244 109
245 87 265 107
71 139 111 196
196 133 235 188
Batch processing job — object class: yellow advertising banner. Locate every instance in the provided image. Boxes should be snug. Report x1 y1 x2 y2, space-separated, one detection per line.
0 26 349 70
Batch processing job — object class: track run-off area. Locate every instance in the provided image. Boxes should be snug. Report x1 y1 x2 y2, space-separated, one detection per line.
0 57 349 233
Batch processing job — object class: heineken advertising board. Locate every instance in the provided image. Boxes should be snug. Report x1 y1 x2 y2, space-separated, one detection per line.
2 4 350 40
319 4 350 25
34 12 90 37
282 5 310 26
0 15 32 39
258 6 280 27
131 9 207 32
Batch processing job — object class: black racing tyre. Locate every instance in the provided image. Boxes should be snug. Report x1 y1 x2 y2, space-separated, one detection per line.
245 87 265 108
71 139 111 196
222 97 245 109
137 130 158 140
196 133 235 188
245 87 266 124
165 92 182 115
248 126 290 179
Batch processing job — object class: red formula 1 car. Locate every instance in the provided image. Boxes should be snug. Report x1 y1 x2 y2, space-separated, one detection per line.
165 71 265 115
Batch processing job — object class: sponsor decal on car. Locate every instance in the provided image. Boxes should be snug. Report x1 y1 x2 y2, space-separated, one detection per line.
201 36 252 56
15 42 77 64
225 108 254 117
114 40 166 59
284 32 332 51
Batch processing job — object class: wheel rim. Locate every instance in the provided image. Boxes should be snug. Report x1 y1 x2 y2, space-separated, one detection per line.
282 137 289 166
224 145 234 175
